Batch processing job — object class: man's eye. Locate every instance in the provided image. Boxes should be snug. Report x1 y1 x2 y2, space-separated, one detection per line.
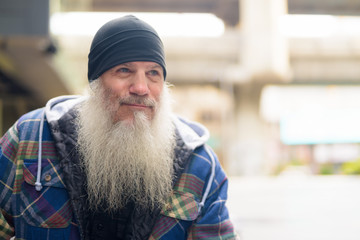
149 70 159 76
117 67 130 73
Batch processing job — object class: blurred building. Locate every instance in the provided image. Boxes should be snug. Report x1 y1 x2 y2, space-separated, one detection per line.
1 0 360 175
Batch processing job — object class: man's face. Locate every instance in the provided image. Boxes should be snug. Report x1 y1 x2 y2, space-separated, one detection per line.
99 61 164 123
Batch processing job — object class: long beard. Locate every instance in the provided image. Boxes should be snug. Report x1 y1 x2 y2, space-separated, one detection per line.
77 81 175 212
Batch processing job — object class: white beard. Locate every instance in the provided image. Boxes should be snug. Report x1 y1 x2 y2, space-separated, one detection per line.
77 81 176 212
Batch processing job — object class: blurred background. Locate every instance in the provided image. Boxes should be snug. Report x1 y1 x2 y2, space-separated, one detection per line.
1 0 360 239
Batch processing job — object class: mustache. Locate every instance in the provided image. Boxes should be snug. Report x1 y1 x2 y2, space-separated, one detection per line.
118 95 157 108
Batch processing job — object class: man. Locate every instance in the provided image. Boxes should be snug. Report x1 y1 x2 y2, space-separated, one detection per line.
0 15 236 239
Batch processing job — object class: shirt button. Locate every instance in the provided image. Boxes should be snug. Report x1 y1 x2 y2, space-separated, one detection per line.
97 223 104 230
45 174 51 181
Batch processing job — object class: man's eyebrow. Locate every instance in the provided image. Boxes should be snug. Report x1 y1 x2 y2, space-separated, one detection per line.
149 64 162 69
110 63 130 70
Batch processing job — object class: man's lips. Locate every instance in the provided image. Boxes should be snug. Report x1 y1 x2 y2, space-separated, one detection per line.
121 103 152 109
118 96 156 110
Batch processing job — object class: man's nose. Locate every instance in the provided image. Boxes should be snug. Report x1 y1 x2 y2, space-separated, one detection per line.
129 72 150 96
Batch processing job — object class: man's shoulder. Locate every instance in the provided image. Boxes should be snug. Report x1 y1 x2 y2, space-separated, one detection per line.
14 108 46 141
186 145 227 188
187 145 220 173
17 108 44 128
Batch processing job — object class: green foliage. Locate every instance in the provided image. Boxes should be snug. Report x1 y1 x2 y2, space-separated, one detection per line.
319 164 334 175
341 159 360 175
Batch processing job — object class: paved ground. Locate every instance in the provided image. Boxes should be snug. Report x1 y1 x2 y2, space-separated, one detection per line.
227 175 360 240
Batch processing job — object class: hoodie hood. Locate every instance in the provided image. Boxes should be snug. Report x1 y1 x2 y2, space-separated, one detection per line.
172 115 209 151
45 95 86 123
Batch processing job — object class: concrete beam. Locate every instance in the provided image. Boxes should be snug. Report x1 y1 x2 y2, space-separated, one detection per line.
0 37 73 104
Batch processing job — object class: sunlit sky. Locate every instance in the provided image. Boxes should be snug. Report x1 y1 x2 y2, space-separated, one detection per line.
279 14 360 38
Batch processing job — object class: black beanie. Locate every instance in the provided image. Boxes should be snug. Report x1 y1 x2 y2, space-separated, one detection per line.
87 15 166 81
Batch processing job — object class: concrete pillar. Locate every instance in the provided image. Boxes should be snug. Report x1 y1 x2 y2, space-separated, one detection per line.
241 0 289 81
228 0 289 175
228 82 268 176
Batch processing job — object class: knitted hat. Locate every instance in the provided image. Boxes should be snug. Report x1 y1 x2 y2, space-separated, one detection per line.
87 15 166 81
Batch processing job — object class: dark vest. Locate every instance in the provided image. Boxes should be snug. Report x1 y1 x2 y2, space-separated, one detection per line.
88 201 134 240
